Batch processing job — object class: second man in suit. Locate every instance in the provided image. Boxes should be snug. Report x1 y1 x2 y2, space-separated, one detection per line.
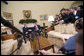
33 23 41 36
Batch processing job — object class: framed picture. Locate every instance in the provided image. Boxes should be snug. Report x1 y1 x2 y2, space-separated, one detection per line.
40 14 47 20
23 10 32 19
3 12 13 20
6 20 14 25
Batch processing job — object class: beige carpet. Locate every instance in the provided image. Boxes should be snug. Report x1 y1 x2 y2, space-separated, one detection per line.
1 39 34 55
1 35 63 55
47 35 64 54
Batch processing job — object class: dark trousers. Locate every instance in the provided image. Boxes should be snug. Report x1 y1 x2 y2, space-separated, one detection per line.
24 33 30 38
59 46 75 55
34 30 41 36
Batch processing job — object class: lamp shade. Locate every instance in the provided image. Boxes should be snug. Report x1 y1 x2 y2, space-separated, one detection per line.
48 16 54 22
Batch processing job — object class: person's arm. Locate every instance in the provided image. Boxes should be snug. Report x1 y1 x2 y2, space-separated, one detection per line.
33 26 35 31
38 25 41 31
39 50 64 55
62 38 66 44
23 27 25 33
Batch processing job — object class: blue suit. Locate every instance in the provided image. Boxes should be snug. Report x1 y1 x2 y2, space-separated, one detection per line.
59 33 80 55
33 25 41 36
22 27 30 38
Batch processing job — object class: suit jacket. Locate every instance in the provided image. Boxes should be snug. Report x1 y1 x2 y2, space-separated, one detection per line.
62 13 76 23
76 10 83 19
33 25 41 31
68 12 76 23
62 13 70 23
23 27 29 34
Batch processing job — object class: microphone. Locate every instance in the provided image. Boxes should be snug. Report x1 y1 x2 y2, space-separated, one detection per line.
1 16 27 43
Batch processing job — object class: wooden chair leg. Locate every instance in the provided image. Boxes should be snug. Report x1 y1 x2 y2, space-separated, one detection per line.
52 45 55 53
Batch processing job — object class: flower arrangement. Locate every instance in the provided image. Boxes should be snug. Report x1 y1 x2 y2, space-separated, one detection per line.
19 19 37 24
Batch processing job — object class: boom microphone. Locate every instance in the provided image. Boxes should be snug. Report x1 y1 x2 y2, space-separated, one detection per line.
1 16 26 43
2 1 8 5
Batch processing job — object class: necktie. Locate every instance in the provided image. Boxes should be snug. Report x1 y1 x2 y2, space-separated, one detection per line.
36 26 38 31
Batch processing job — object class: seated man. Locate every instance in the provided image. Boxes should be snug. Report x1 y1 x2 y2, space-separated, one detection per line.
22 23 30 38
39 33 83 55
59 18 83 55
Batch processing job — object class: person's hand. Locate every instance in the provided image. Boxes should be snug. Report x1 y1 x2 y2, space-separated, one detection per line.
39 50 47 55
39 30 41 31
39 50 63 55
39 50 51 55
26 32 28 34
61 38 66 44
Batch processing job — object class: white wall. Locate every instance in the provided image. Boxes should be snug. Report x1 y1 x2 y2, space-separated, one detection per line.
1 1 75 30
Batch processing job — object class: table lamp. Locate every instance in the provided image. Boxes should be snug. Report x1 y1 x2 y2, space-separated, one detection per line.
48 16 54 22
48 16 55 27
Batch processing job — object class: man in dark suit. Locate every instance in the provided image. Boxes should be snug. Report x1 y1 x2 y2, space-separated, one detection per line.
22 23 30 38
70 5 83 21
33 23 41 36
76 5 83 20
62 9 71 24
